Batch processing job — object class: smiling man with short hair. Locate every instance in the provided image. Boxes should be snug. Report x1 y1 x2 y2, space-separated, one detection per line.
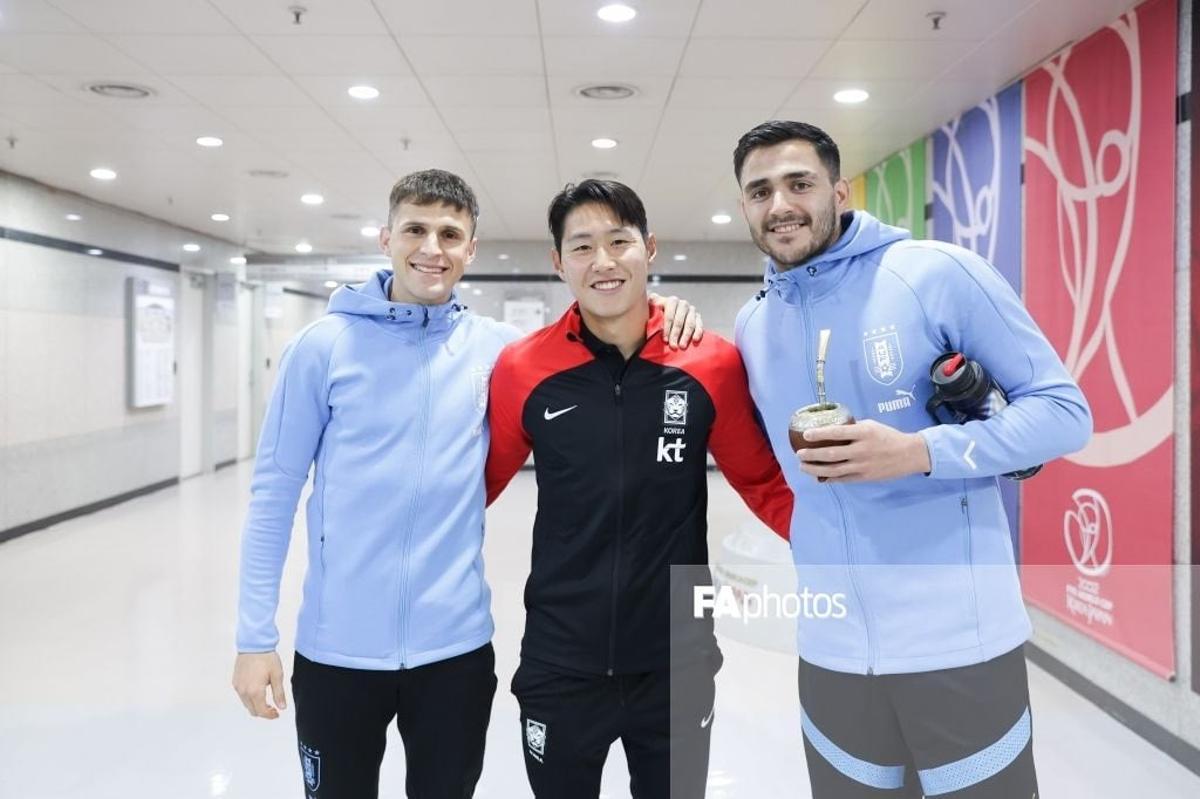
232 169 705 799
485 179 793 798
731 120 1092 798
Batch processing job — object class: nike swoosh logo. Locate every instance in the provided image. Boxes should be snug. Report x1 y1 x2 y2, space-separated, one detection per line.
544 405 578 421
700 707 714 729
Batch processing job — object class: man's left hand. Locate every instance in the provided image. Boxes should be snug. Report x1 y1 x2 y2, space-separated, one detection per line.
649 292 704 350
797 420 932 483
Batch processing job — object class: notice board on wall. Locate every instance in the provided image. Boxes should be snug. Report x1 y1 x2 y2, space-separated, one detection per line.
126 277 176 409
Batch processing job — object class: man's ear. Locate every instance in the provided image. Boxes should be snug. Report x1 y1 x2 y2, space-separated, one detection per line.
378 224 391 255
645 232 657 265
551 248 566 281
833 178 850 213
465 236 478 266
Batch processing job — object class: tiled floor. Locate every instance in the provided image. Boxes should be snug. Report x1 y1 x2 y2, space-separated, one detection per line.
1 463 1198 798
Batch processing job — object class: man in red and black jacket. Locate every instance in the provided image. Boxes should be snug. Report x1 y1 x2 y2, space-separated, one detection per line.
486 179 793 798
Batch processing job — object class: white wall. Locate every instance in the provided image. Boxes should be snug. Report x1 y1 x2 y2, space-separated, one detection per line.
0 171 243 534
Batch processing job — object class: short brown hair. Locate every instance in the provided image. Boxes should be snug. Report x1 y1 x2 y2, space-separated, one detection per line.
388 169 480 232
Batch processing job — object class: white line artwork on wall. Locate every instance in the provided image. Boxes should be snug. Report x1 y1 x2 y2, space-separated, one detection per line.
1023 11 1173 469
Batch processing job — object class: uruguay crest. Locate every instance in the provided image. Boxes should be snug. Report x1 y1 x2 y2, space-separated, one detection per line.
299 742 321 791
862 326 904 386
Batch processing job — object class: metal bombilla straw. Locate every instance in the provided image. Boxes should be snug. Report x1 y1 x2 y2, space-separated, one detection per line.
816 328 831 407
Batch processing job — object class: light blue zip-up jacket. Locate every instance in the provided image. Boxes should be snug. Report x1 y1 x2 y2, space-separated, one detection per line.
735 211 1092 675
237 269 519 670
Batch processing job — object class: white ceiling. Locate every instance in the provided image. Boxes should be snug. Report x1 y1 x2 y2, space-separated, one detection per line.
0 0 1142 253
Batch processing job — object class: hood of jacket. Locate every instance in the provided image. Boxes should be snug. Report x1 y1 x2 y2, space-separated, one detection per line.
763 210 911 300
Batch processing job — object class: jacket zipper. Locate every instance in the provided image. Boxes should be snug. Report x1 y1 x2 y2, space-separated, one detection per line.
397 308 432 667
961 489 983 648
800 294 877 674
607 380 624 676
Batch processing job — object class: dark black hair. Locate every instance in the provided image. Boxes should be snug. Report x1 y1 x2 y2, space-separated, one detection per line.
388 169 479 232
733 120 841 184
547 179 649 252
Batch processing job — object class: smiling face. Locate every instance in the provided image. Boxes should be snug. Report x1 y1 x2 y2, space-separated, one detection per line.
552 201 655 325
379 201 477 304
737 139 849 270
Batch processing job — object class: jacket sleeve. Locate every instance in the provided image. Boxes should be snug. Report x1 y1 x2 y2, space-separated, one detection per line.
707 348 794 540
236 325 332 653
908 246 1093 479
485 346 532 506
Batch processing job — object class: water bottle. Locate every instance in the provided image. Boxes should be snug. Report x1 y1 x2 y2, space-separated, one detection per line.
925 352 1042 481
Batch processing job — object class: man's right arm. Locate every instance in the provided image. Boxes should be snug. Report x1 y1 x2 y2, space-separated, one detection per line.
484 347 532 506
233 325 333 716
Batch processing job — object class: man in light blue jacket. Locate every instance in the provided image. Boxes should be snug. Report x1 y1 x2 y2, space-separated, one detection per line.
231 169 701 798
731 122 1092 798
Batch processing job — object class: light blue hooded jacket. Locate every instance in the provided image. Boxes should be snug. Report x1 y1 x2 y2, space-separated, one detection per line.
735 211 1092 675
237 269 519 670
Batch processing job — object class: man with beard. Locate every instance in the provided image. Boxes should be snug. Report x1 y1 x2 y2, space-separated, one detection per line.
731 121 1092 798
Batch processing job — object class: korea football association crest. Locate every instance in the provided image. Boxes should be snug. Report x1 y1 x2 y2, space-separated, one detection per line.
663 390 689 425
862 326 904 386
299 742 321 792
525 718 548 762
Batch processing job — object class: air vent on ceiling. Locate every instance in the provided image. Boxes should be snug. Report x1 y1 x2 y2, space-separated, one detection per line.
575 84 637 101
86 82 155 100
247 169 290 179
330 212 360 220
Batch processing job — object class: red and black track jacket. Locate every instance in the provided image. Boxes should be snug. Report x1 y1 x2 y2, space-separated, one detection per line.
486 301 793 676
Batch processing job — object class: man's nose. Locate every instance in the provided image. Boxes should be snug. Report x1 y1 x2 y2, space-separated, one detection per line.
768 189 791 218
417 231 441 256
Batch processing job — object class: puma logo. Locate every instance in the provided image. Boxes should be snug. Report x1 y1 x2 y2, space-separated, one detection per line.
877 384 917 414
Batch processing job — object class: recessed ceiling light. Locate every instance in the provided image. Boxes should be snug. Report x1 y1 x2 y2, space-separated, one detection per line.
86 82 154 100
597 4 637 23
591 137 618 149
90 167 116 181
295 242 313 254
348 85 380 100
833 88 870 105
211 213 230 222
230 256 247 265
87 248 103 256
324 280 338 289
301 193 324 206
711 213 732 225
472 288 483 296
498 253 510 260
65 213 82 221
576 84 638 101
460 282 472 289
360 225 378 237
183 243 201 252
196 136 223 148
673 254 687 261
